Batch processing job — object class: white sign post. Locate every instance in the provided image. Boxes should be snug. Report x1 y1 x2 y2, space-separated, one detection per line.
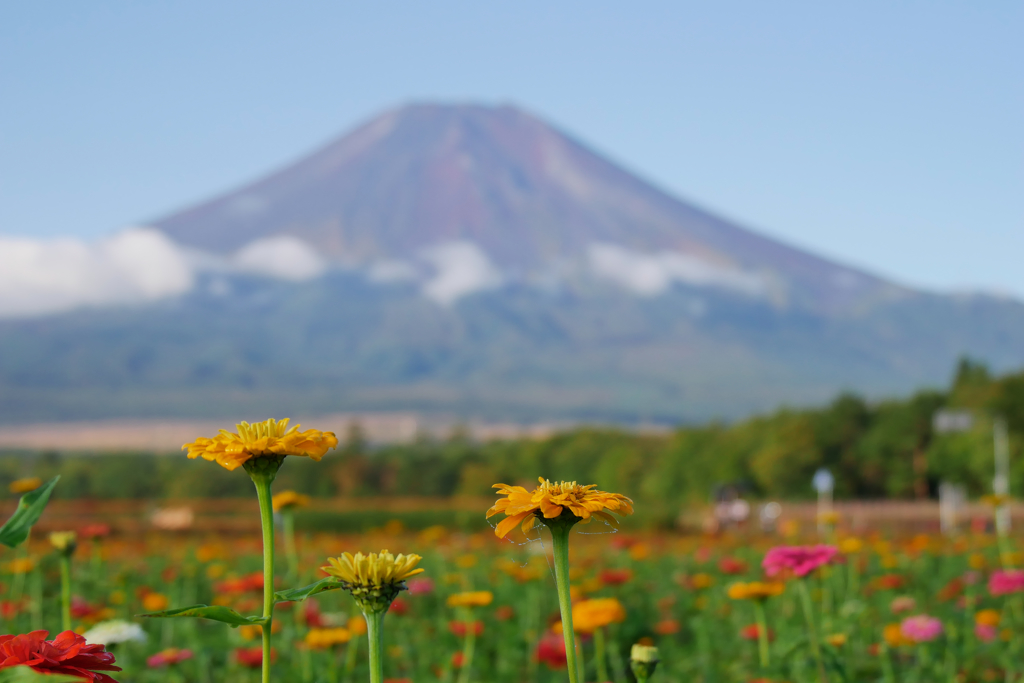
812 468 834 536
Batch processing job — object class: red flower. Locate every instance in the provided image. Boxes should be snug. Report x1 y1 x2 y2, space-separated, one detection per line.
235 646 276 668
389 598 409 616
303 600 324 628
495 606 515 621
599 568 633 586
216 572 264 594
718 557 748 575
0 630 121 683
0 601 21 620
740 624 774 642
71 597 98 619
147 648 193 668
535 632 567 669
451 652 465 668
448 621 484 637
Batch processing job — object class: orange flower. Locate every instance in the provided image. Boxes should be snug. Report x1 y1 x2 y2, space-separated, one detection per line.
182 418 337 472
571 598 626 633
487 478 633 538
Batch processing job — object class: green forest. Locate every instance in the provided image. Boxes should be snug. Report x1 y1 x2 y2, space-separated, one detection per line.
2 359 1023 508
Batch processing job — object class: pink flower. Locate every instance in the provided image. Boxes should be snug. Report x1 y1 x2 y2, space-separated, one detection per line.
762 545 838 578
147 648 193 668
407 578 434 595
988 570 1024 596
889 596 916 614
975 624 998 642
900 615 943 643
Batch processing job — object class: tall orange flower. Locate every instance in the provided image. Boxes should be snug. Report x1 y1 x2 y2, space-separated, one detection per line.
181 418 338 471
487 478 634 538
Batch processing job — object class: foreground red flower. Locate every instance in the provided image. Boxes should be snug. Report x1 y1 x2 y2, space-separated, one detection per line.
0 630 121 683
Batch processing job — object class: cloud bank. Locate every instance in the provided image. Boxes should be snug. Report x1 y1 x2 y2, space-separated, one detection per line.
420 241 503 305
588 242 766 296
0 229 329 318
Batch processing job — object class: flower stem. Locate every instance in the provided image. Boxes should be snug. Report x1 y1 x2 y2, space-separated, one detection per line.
283 509 299 584
550 524 582 683
251 469 277 683
796 580 828 683
456 609 477 683
753 600 770 669
365 609 386 683
59 555 71 632
594 625 609 683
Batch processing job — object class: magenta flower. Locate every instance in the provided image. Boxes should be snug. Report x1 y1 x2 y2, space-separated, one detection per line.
900 615 943 643
762 545 838 578
407 577 435 595
988 570 1024 596
975 623 998 642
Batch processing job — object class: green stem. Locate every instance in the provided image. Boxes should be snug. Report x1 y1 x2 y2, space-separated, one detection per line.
796 580 827 683
365 609 386 683
59 555 71 632
594 626 609 683
880 643 896 683
753 601 770 669
456 609 476 683
550 523 582 683
283 510 299 583
252 471 277 683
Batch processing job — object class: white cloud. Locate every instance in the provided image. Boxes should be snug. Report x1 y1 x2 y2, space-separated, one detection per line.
233 235 327 281
0 227 194 318
588 242 766 296
420 241 502 305
367 259 420 283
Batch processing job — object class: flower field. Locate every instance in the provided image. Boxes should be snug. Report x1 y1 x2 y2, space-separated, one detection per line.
0 512 1022 682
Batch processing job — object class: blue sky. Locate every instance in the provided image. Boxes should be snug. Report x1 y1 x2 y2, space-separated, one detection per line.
1 1 1021 295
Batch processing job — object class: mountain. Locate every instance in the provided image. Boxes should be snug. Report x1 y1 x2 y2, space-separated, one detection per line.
1 103 1023 426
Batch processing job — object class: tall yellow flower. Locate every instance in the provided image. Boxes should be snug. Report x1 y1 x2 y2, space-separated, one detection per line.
322 550 424 613
487 478 634 538
182 418 338 472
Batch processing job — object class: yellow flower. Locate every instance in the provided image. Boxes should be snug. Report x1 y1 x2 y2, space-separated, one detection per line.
4 558 35 574
976 609 1001 627
839 537 864 554
487 478 634 538
630 643 659 662
572 598 626 633
727 581 785 601
969 553 987 569
826 633 848 647
142 592 170 611
883 623 914 647
982 494 1011 508
347 616 367 636
182 418 338 472
272 490 311 512
689 573 714 590
447 591 494 608
9 477 42 494
455 555 479 569
305 627 351 649
818 510 840 525
322 550 424 588
49 531 77 552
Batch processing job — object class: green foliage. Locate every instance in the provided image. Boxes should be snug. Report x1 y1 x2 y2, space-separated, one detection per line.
0 476 59 548
2 359 1024 505
138 603 267 627
273 577 345 602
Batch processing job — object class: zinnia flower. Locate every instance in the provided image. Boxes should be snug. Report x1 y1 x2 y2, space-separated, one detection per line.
304 627 351 650
49 531 77 554
727 582 785 601
762 545 838 578
883 623 914 647
446 591 494 608
598 568 633 585
407 578 434 595
889 596 916 614
975 623 998 642
9 478 42 494
321 550 424 613
146 648 193 668
535 632 567 669
81 620 147 647
975 609 1001 627
899 615 943 643
272 490 311 512
182 418 338 472
740 624 774 642
0 630 121 682
448 621 484 637
236 646 275 668
989 569 1024 596
487 478 633 538
571 598 626 633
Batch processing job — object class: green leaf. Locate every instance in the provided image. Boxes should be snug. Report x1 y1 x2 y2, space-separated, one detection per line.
0 667 79 683
0 476 60 548
274 577 345 603
138 604 267 627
